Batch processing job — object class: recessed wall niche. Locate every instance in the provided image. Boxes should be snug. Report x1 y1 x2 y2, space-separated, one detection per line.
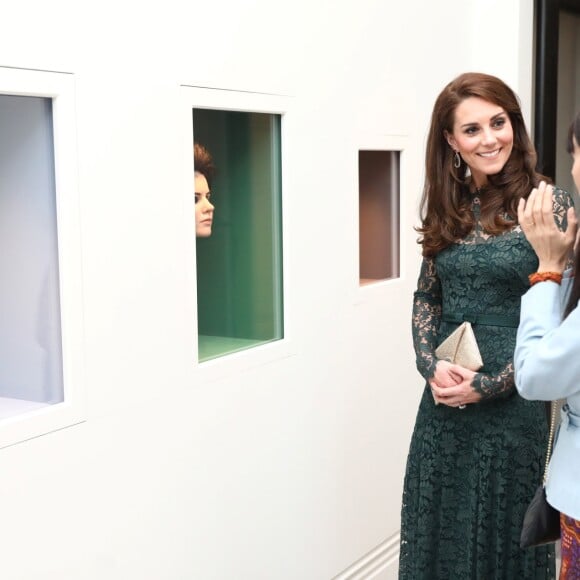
0 67 84 447
358 150 400 285
0 94 63 418
193 108 284 361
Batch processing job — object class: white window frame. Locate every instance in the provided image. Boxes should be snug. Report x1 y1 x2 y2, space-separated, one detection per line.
0 66 85 448
180 85 295 382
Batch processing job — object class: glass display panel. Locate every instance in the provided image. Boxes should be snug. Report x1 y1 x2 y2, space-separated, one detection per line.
0 94 64 416
359 150 400 285
193 108 284 361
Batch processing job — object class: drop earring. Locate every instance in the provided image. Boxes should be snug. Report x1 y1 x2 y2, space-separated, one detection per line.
454 151 461 169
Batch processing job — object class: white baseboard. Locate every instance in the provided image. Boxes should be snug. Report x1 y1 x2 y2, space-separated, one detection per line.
332 534 399 580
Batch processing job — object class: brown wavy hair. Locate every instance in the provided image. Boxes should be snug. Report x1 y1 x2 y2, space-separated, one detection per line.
417 72 548 257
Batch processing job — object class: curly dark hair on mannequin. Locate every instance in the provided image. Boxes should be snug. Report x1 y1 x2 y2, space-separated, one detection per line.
194 143 215 186
417 72 548 257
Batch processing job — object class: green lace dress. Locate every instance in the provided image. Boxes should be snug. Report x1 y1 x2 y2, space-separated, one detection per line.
399 188 573 579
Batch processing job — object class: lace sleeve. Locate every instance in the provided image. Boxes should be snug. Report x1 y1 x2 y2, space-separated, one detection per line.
472 363 514 401
412 257 441 380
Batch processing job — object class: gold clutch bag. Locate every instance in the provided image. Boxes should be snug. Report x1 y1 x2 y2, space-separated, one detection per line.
435 321 483 371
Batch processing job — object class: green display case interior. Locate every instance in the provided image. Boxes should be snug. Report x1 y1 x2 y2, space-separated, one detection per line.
193 109 284 361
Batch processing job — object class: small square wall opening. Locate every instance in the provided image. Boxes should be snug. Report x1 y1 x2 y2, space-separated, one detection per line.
358 150 400 285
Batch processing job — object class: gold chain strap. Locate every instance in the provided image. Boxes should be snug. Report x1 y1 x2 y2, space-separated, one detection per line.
542 400 560 487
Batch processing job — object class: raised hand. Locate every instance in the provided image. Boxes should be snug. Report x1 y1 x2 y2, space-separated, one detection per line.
518 181 577 273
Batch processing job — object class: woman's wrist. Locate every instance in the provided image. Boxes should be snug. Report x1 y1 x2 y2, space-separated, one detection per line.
529 271 563 286
537 261 566 273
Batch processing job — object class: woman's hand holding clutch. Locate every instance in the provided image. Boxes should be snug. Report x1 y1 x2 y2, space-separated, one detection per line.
430 362 482 408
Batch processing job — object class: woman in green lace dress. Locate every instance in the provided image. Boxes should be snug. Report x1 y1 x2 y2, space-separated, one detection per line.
399 72 573 579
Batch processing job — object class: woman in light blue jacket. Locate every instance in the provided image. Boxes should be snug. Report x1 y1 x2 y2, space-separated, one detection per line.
515 112 580 577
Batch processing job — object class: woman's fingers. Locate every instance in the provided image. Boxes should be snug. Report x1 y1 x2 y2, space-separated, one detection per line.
540 183 554 227
529 181 554 229
432 383 471 407
519 188 538 232
531 182 544 223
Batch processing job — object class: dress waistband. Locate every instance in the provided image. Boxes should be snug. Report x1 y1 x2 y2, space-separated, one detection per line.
442 312 520 328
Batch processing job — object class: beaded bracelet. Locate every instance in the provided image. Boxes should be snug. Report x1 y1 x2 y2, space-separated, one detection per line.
528 271 563 286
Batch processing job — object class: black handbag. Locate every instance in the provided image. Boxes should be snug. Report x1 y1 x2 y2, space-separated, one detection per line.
520 401 562 548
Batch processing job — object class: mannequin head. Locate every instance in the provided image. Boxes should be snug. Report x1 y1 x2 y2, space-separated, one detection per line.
194 143 215 238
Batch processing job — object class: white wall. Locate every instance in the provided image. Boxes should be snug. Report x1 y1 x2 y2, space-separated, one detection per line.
0 1 535 579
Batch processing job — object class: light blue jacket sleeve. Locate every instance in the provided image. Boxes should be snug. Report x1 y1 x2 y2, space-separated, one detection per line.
514 276 580 401
515 274 580 520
